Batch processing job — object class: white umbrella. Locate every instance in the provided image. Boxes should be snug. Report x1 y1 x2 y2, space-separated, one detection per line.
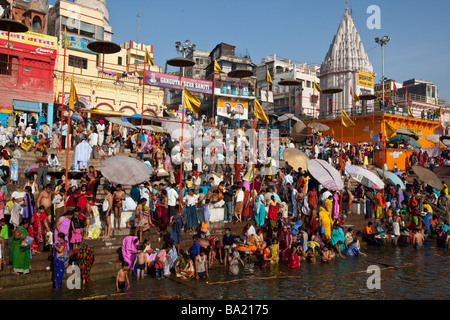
105 117 136 129
163 121 196 141
346 165 384 190
307 159 344 191
277 113 301 122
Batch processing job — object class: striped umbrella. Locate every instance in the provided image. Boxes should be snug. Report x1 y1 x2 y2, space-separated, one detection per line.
101 156 152 185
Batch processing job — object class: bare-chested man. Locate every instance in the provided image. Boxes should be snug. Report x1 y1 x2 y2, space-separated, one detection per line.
154 146 164 169
112 184 126 231
37 184 54 228
412 227 425 249
35 151 48 189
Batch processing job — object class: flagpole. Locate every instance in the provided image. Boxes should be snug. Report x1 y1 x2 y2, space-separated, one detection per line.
178 71 185 214
64 89 72 211
439 109 442 165
59 45 67 152
252 115 256 213
352 91 355 146
340 122 343 218
382 116 385 185
266 74 269 146
140 58 146 143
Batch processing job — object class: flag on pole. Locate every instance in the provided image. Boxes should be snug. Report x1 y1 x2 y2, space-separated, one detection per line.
341 109 355 128
144 47 154 66
254 98 269 123
214 60 224 73
384 121 396 139
406 88 414 117
69 74 78 111
437 107 442 117
313 81 322 93
64 26 69 49
183 87 201 115
393 82 398 93
352 88 360 103
265 69 272 84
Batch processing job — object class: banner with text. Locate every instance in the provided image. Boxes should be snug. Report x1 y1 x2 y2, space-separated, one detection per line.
144 71 213 95
357 71 374 88
0 31 57 58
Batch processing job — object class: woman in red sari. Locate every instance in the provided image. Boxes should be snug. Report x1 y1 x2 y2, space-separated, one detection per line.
278 225 292 262
242 190 251 220
28 205 49 254
74 184 93 240
157 189 169 235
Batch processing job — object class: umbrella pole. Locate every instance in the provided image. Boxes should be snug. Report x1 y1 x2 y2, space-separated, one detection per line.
178 71 185 214
59 45 67 152
340 125 343 217
64 107 72 211
439 115 442 165
141 59 146 143
212 70 216 129
312 87 316 158
252 116 256 212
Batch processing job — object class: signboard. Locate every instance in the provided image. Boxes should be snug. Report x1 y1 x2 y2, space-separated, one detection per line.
145 71 213 95
63 34 95 54
217 98 248 120
64 93 92 110
374 81 392 102
0 31 57 58
357 71 374 88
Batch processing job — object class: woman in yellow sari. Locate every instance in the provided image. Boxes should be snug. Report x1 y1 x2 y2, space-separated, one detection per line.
21 135 34 152
318 199 333 240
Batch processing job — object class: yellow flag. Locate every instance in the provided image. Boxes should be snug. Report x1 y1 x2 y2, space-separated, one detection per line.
341 109 355 128
313 81 322 93
265 69 272 84
254 98 269 123
145 47 154 66
352 90 360 103
437 107 442 117
64 26 69 49
384 121 396 139
69 74 78 111
408 105 414 117
182 87 201 115
214 60 224 73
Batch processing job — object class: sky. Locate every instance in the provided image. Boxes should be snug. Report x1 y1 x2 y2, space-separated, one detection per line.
52 0 450 100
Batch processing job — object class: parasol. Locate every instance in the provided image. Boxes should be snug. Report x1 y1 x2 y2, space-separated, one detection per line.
291 121 307 143
308 122 330 132
440 136 450 148
183 137 222 148
387 134 421 148
307 159 344 191
426 134 440 144
101 156 152 185
346 165 384 190
395 127 418 138
163 121 196 141
277 113 301 123
283 148 310 173
376 168 406 190
412 166 443 190
105 117 136 129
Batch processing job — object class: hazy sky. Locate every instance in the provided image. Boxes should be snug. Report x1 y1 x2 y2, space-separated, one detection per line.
53 0 450 100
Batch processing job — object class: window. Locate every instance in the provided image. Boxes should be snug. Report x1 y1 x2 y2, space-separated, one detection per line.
69 55 88 69
80 21 95 38
118 57 123 66
306 81 311 88
32 16 41 29
0 54 12 75
95 26 104 40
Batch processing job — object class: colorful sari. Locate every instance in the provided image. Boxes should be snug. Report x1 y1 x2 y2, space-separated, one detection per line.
242 191 251 219
29 212 47 250
319 200 332 239
331 227 345 252
54 216 71 243
122 236 138 270
254 194 266 227
278 228 292 261
10 226 31 274
53 240 68 288
76 244 95 283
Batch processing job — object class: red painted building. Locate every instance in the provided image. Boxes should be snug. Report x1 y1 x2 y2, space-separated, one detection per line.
0 30 57 127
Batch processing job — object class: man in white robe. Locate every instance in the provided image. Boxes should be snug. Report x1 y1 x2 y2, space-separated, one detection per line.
72 136 92 172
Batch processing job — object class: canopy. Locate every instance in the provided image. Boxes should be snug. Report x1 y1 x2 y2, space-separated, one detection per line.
291 121 307 143
283 148 310 173
83 109 124 116
346 165 384 190
307 159 344 191
395 127 418 138
426 134 440 144
388 134 421 148
412 165 443 190
101 156 152 185
307 122 330 132
162 121 196 141
440 135 450 148
277 113 301 123
376 168 406 190
105 117 136 129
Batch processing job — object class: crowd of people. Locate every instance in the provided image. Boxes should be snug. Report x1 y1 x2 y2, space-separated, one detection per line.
0 110 449 294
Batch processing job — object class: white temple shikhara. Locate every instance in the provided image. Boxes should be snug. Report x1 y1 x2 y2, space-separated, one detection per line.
319 7 374 116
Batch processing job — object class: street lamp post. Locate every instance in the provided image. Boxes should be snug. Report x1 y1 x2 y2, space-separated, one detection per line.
175 40 196 76
375 36 391 112
375 36 391 186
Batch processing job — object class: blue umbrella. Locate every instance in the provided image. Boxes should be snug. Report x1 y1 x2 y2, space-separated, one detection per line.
376 168 406 190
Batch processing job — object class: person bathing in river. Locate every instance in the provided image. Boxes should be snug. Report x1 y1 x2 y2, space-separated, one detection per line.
228 250 244 276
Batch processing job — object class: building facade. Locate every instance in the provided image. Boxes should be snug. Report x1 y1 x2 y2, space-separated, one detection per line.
49 0 164 119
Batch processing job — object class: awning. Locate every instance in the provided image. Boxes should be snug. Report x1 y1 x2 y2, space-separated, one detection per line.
13 100 40 112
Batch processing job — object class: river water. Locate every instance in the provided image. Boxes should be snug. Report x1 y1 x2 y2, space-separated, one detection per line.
3 241 449 300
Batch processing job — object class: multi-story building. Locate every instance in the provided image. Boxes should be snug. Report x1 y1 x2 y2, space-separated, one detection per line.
0 0 57 127
48 0 164 119
204 42 256 126
185 49 210 79
255 54 320 118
